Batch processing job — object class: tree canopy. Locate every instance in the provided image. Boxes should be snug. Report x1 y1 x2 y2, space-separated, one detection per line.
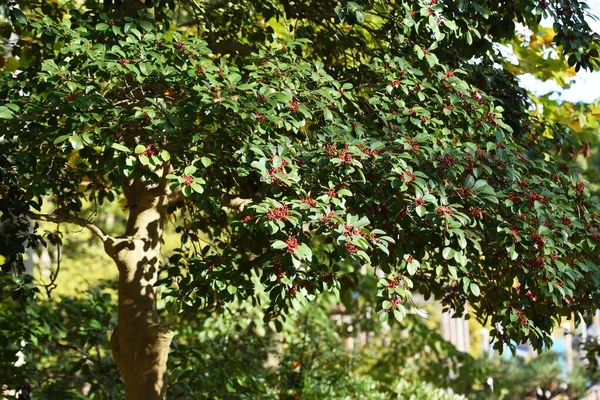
2 0 600 397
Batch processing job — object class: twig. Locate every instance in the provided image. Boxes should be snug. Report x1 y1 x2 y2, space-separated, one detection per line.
43 225 61 299
207 40 256 56
28 212 110 243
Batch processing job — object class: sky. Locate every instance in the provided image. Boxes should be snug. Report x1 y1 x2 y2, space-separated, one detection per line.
518 0 600 103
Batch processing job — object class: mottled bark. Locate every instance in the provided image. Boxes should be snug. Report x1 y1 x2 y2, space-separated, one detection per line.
104 175 176 399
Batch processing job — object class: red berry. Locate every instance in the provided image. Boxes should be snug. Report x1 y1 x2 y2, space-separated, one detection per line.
344 242 358 254
267 206 289 221
285 237 299 253
288 100 300 113
181 175 193 186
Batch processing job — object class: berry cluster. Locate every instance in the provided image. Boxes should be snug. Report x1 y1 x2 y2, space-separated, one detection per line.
267 205 289 221
288 100 299 113
344 242 358 254
285 236 299 253
301 197 317 207
436 206 453 216
181 175 193 186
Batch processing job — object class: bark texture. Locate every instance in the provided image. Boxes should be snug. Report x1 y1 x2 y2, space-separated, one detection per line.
104 176 177 399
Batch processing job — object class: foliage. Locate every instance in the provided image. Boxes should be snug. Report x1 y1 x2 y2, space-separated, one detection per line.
503 26 577 87
363 314 485 395
0 283 120 399
0 276 466 399
478 351 587 399
1 267 593 399
497 19 600 188
2 2 600 395
579 329 600 388
392 380 466 400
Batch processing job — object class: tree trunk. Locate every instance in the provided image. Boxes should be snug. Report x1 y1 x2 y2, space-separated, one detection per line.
104 183 175 399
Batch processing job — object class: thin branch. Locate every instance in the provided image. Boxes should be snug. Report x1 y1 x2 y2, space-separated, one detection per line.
207 40 256 56
43 228 61 299
28 212 110 243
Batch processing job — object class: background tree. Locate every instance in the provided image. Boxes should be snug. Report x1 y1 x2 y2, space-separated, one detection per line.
2 0 600 398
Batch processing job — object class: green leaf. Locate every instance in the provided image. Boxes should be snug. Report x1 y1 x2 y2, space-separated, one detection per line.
139 155 150 165
354 216 370 228
200 157 212 167
190 182 204 193
296 243 313 261
368 96 380 105
473 179 488 191
355 10 365 24
139 62 149 75
69 135 83 150
442 247 455 260
54 135 70 144
568 54 577 67
184 165 197 175
414 45 425 59
393 306 406 322
111 143 131 153
407 259 420 275
139 20 153 32
473 2 490 18
271 240 287 249
0 110 13 119
11 8 27 24
470 282 480 296
95 23 109 31
237 83 255 90
337 188 353 197
425 53 438 68
443 20 458 30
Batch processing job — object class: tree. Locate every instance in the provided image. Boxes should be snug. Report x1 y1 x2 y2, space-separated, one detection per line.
2 0 600 397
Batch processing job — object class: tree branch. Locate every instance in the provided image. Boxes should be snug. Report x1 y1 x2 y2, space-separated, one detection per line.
28 212 110 243
166 186 184 206
207 40 256 56
221 193 253 211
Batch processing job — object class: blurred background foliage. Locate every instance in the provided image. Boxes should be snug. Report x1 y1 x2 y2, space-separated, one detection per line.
501 21 600 188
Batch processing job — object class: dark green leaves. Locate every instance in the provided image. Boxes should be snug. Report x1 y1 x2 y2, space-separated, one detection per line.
4 0 600 355
335 1 366 25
